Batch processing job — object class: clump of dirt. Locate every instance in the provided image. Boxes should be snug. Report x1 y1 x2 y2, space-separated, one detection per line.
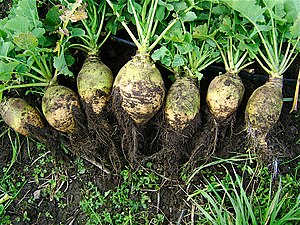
0 0 12 19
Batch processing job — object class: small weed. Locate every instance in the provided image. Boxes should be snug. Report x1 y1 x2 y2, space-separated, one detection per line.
29 149 69 207
0 168 26 224
80 167 165 225
75 157 86 175
0 125 27 224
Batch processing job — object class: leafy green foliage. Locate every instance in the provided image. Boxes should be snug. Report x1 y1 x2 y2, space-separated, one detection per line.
0 0 89 100
13 32 39 50
222 0 300 76
53 51 73 77
105 0 192 53
151 4 219 80
191 1 254 75
1 0 43 37
224 0 265 23
66 0 112 55
0 0 55 97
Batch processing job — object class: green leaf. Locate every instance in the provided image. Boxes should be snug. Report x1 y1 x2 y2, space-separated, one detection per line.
106 18 118 35
154 5 165 21
184 32 193 42
0 61 19 81
263 0 276 11
285 0 300 23
65 53 75 66
151 46 172 67
195 71 203 80
0 0 41 38
54 53 73 77
32 28 45 38
273 1 287 22
151 46 169 61
181 11 197 22
44 5 61 31
128 0 142 15
0 18 10 38
223 0 266 24
13 32 38 50
212 4 230 15
172 54 185 67
165 29 184 42
290 13 300 37
158 0 174 11
15 0 42 25
4 16 32 34
193 24 209 39
0 40 14 57
174 43 193 54
172 2 187 11
161 55 172 67
70 28 86 37
256 25 272 32
219 16 233 35
16 63 30 74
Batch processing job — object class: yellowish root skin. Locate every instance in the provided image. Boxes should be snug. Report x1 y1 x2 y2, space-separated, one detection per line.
113 54 165 125
165 77 200 131
245 77 283 142
42 85 81 133
77 56 113 114
206 73 244 121
1 98 45 136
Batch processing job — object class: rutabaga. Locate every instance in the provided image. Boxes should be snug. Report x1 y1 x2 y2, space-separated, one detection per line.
192 3 252 122
0 0 88 135
224 0 300 149
1 98 45 137
113 53 165 125
106 0 182 125
151 4 219 132
164 76 200 131
70 1 114 118
42 85 82 133
77 56 113 115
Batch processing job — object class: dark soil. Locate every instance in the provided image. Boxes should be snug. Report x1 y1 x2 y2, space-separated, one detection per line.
1 2 300 224
0 0 12 19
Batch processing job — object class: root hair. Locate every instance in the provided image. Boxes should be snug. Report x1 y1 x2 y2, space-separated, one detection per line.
112 87 146 168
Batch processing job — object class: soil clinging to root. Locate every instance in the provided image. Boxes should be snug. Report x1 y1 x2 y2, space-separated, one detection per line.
112 86 147 167
141 111 202 179
80 100 123 173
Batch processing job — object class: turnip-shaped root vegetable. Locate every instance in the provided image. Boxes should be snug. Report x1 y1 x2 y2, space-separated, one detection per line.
106 0 180 166
113 53 165 125
206 73 245 121
165 77 200 131
42 85 82 133
1 98 45 136
245 77 283 142
77 55 114 115
106 0 178 126
225 0 299 166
